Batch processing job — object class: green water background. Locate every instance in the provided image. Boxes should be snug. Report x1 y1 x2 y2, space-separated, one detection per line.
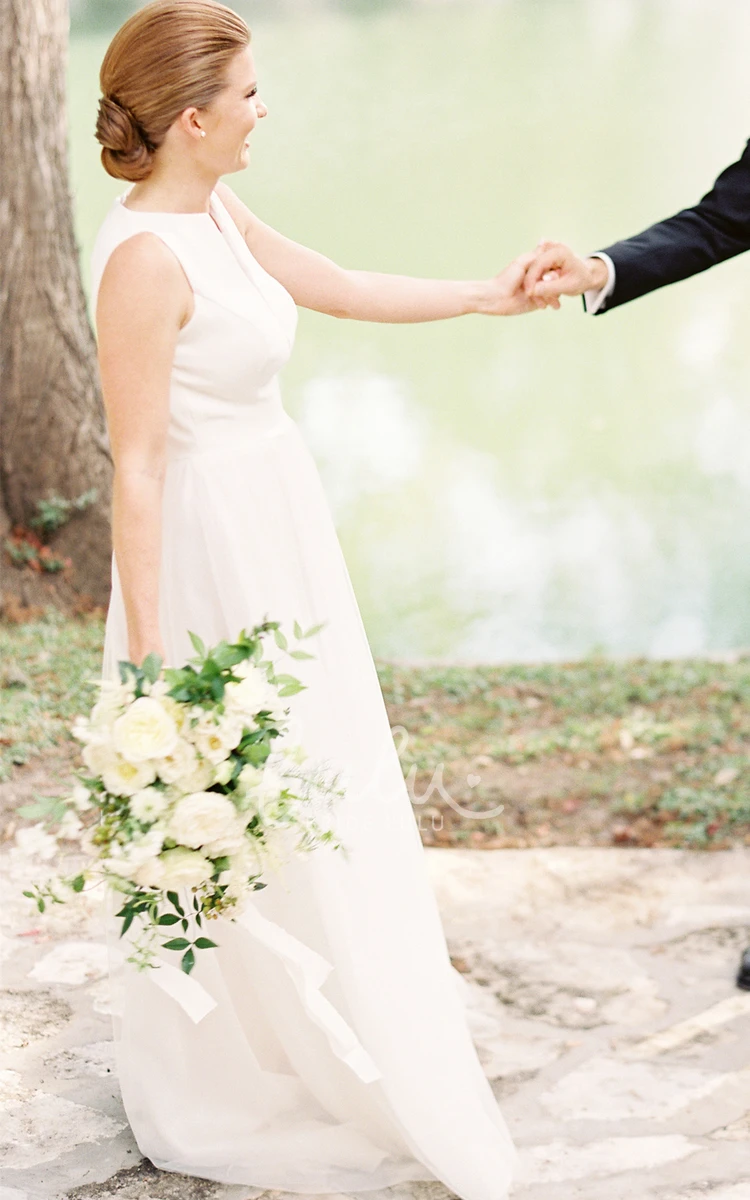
68 0 750 662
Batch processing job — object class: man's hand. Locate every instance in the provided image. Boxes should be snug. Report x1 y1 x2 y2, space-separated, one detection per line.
522 241 609 306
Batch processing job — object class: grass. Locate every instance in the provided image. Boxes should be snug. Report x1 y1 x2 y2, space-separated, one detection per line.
3 616 750 850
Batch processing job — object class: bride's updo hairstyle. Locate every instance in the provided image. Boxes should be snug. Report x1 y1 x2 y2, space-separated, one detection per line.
95 0 250 182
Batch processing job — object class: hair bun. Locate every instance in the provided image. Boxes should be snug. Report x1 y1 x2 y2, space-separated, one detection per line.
95 95 154 182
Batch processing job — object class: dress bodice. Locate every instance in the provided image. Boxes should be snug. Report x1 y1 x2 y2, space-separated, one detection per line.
90 187 299 461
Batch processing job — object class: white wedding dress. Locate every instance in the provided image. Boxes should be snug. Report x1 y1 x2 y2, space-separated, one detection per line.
90 186 517 1199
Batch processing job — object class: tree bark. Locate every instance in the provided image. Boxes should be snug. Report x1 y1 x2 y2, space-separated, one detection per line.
0 0 112 614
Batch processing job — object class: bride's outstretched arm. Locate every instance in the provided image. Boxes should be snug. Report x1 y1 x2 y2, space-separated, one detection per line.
215 182 543 319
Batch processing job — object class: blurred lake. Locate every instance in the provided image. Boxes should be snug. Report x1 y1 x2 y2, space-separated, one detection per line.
68 0 750 662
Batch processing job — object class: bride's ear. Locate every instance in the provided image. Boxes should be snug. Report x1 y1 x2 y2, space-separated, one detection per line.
178 106 206 143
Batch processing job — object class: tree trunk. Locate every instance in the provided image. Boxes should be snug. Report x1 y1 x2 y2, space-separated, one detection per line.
0 0 112 616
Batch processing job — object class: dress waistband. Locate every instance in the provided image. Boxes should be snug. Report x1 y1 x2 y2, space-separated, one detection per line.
167 407 295 463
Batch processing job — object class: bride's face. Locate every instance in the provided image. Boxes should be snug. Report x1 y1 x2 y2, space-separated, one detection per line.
200 45 267 174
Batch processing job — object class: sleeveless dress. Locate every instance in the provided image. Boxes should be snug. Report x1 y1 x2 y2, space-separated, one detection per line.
89 186 517 1199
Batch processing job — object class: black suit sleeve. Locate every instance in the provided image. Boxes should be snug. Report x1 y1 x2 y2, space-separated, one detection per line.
594 136 750 313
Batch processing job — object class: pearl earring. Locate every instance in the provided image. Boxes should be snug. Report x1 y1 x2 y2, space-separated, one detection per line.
200 130 206 138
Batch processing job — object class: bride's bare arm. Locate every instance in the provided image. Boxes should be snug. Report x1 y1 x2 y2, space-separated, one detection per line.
96 233 192 664
215 182 541 320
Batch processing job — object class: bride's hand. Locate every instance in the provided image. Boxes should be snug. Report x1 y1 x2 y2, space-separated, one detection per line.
479 252 551 316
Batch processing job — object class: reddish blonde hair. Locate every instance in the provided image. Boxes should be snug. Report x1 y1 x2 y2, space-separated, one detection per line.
95 0 250 181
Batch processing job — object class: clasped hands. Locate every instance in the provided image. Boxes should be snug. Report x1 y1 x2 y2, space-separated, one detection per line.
486 241 609 317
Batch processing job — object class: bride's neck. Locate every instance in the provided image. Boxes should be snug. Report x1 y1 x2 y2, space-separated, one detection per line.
125 163 219 215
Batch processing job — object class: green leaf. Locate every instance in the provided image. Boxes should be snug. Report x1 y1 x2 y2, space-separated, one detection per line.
288 649 315 660
273 672 301 686
120 910 135 936
162 937 191 950
302 620 326 639
166 891 184 914
70 874 86 893
278 681 305 697
194 937 218 949
22 890 35 899
37 898 46 913
181 947 196 974
188 630 206 657
273 628 288 651
141 652 163 683
157 913 180 925
293 619 303 639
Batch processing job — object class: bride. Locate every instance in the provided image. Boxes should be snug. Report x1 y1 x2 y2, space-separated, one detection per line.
91 1 538 1196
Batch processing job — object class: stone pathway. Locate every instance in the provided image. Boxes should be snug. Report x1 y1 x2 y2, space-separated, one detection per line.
1 843 749 1200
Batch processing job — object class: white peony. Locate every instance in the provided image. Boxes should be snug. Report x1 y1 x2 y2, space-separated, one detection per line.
154 736 198 784
155 847 213 889
130 787 169 823
112 696 179 763
168 791 240 849
102 754 158 797
202 819 248 858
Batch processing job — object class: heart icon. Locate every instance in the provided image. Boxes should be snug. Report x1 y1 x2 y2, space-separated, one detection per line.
467 773 481 788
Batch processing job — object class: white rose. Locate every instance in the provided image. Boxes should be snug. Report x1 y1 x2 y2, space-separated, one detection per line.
157 847 214 888
130 786 169 823
172 755 215 795
112 696 179 763
223 664 275 717
168 791 240 849
102 754 158 797
154 736 198 784
202 818 248 858
189 710 242 758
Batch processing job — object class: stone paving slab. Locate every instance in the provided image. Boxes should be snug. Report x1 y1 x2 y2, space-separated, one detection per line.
1 843 749 1200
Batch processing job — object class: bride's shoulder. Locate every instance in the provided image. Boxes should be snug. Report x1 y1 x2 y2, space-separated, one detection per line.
95 231 192 324
214 181 256 239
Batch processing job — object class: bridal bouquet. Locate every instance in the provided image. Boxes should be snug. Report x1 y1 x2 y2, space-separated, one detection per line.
22 619 348 976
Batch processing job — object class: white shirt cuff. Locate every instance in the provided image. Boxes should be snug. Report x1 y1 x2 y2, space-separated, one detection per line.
583 252 616 314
